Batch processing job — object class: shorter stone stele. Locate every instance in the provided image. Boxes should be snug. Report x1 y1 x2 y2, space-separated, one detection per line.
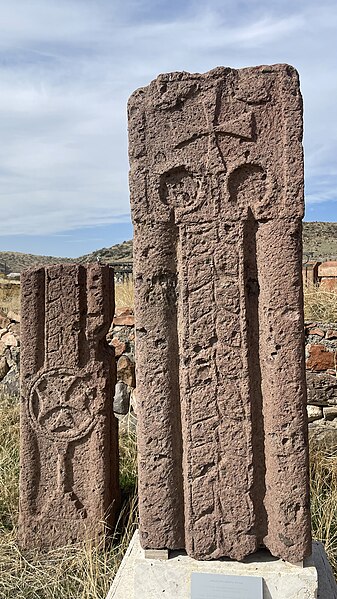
18 263 120 549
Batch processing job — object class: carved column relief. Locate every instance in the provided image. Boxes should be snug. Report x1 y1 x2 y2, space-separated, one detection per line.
129 65 311 562
18 264 119 549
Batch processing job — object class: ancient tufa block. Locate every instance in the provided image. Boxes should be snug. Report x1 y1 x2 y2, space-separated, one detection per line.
318 261 337 278
302 260 320 288
128 65 311 562
18 264 119 549
306 344 336 371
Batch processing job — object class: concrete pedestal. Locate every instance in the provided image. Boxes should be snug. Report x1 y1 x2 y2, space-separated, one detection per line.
107 531 337 599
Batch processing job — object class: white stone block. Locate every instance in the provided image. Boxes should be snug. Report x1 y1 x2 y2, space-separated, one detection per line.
106 530 337 599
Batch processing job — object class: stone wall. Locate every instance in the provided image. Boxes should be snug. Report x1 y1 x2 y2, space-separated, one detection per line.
305 322 337 443
0 309 20 396
110 316 337 444
1 308 337 445
108 308 136 427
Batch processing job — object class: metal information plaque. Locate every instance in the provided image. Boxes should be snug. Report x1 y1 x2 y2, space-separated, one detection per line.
191 572 263 599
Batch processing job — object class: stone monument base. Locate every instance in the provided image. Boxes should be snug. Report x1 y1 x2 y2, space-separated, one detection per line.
106 531 337 599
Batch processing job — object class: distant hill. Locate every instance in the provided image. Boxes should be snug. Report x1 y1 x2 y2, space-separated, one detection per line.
302 222 337 260
0 223 336 273
78 240 133 265
0 240 133 273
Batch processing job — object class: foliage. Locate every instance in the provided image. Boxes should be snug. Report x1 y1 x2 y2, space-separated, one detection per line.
0 280 21 315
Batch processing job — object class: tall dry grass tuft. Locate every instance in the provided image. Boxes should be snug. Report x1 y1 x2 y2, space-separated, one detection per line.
114 279 134 310
310 444 337 575
0 391 138 599
303 284 337 323
0 393 20 533
0 280 20 315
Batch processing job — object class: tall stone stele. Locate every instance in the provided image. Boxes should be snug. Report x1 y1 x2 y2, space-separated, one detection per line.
18 264 119 549
128 64 311 562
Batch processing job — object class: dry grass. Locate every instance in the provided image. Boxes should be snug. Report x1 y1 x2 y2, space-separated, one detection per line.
1 389 337 594
310 445 337 575
114 279 134 310
0 277 134 317
0 392 138 599
303 284 337 323
0 280 20 315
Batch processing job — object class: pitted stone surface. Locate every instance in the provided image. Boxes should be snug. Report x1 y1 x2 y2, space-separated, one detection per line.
129 65 311 562
18 264 119 549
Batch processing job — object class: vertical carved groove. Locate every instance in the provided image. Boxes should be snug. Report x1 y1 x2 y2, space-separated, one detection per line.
78 265 89 368
243 209 267 543
167 227 185 547
39 269 46 372
135 221 185 550
19 264 119 549
129 65 310 562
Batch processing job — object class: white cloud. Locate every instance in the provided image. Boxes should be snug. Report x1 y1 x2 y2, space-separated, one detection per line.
0 0 336 239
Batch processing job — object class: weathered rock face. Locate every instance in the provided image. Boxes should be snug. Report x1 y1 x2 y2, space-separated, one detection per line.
18 264 119 549
129 65 311 562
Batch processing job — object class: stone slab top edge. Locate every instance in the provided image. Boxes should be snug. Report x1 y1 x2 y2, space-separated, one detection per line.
20 262 114 276
128 63 299 103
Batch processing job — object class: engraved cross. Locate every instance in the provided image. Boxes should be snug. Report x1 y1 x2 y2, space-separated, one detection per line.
175 106 254 172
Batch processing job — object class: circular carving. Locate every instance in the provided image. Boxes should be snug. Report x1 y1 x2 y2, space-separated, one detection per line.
28 368 97 442
228 163 267 205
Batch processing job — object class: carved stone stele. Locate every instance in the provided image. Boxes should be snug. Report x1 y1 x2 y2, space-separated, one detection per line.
18 264 119 549
128 65 311 562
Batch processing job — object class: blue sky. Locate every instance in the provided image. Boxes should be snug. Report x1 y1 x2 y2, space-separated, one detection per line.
0 0 336 257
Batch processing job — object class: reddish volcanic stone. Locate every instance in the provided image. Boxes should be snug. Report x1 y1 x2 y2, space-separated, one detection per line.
306 344 336 371
113 315 135 326
117 355 135 387
129 65 311 563
320 278 337 291
115 307 134 317
18 264 120 549
308 328 324 337
111 338 127 357
326 330 337 340
318 261 337 277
